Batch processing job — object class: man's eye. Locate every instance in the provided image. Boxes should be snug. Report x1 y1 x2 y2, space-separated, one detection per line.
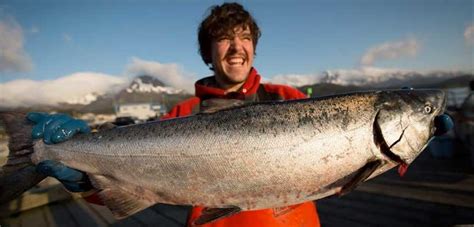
217 36 230 42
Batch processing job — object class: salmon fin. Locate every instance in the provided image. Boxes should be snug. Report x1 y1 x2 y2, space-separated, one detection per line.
0 111 46 204
89 175 159 219
338 159 383 196
194 206 241 225
199 99 245 114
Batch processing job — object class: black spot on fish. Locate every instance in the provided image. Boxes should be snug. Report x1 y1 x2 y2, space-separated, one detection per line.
298 115 314 126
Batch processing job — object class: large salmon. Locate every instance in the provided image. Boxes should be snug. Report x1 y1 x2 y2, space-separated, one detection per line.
0 89 446 224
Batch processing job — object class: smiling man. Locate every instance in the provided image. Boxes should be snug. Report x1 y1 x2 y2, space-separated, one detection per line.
162 2 321 226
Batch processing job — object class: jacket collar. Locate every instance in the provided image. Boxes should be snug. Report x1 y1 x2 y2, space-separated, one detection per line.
195 67 261 100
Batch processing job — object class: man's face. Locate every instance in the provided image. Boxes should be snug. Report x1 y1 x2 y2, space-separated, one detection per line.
211 26 254 91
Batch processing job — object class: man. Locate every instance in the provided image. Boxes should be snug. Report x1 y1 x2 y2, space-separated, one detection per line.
30 3 320 226
28 2 454 227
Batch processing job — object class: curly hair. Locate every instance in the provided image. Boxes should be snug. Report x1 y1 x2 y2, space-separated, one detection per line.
198 2 261 68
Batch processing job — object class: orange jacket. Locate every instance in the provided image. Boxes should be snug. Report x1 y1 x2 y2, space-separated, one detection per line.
162 68 320 227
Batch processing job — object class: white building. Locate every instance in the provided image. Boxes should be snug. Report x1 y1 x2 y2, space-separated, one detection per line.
115 103 164 121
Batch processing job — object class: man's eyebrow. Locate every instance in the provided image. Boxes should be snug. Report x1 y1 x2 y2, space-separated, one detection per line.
240 30 252 36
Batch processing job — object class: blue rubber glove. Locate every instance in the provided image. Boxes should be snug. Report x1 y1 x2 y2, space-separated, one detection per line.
434 114 454 136
36 160 93 192
27 112 90 144
27 112 92 192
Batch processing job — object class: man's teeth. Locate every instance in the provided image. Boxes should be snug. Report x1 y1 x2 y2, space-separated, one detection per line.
227 58 244 65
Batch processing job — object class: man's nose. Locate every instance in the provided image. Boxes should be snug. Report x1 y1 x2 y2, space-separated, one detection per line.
229 37 244 50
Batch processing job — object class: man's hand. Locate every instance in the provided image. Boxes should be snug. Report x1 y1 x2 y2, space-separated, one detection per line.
36 160 93 192
28 112 93 192
399 88 454 137
434 114 454 136
28 112 90 144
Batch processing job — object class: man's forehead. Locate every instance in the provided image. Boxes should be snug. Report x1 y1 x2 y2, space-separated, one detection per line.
232 26 251 34
218 25 251 37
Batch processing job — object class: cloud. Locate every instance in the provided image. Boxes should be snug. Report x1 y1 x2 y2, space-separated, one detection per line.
0 58 197 108
0 72 126 108
125 57 196 93
464 24 474 45
0 17 33 72
360 38 421 66
271 73 322 87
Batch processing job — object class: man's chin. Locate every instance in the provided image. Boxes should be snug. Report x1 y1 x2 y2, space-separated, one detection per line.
224 68 250 79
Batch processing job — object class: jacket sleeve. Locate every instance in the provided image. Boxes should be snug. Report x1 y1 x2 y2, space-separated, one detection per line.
161 97 200 120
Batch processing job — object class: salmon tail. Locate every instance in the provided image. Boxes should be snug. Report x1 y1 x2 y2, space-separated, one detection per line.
0 111 46 204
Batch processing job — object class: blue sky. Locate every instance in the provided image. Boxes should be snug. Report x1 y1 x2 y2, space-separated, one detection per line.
1 0 473 79
0 0 473 107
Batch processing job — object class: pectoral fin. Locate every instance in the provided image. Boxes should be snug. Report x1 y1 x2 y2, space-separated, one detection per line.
338 160 383 196
194 206 241 225
89 175 160 219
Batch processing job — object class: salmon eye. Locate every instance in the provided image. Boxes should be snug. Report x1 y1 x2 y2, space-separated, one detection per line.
424 105 432 114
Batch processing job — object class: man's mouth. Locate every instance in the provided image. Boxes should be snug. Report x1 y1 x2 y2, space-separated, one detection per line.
226 56 245 66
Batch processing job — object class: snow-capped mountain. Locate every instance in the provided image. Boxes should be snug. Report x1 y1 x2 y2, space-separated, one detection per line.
50 75 191 114
273 68 472 89
319 69 468 88
125 75 184 94
62 75 187 106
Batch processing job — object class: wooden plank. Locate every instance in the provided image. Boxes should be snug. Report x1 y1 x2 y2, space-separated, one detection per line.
373 170 474 191
79 200 117 225
112 204 189 227
0 184 74 218
317 196 421 226
124 206 165 226
47 202 80 227
112 216 145 227
318 191 474 226
19 208 49 227
318 209 376 227
41 205 59 227
321 195 439 224
149 204 190 226
63 199 106 227
0 212 22 227
357 181 474 208
74 199 111 226
341 190 474 220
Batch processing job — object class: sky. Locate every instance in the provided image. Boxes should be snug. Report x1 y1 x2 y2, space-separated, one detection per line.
0 0 473 107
